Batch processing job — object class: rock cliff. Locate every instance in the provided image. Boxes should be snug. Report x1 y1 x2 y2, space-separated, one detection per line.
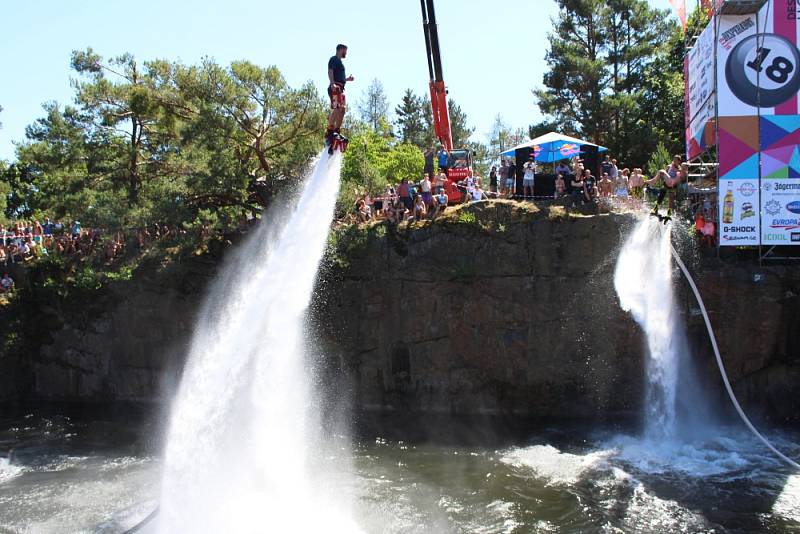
3 201 798 425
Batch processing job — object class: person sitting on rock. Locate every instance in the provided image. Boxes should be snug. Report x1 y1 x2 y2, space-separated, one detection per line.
431 190 449 219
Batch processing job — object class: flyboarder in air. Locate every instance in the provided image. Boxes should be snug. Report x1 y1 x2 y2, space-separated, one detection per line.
325 44 354 154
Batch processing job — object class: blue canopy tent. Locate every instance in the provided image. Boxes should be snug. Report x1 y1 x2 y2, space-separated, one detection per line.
500 132 608 163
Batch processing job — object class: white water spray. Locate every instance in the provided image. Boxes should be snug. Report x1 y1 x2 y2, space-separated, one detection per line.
157 151 360 533
614 218 683 439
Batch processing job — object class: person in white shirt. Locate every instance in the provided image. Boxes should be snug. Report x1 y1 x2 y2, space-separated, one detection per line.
523 158 535 199
420 174 433 210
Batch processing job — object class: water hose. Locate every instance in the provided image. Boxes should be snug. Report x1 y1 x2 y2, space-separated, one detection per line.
669 243 800 471
123 506 159 533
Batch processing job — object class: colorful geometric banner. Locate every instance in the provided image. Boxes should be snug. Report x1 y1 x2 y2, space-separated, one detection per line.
760 114 800 244
716 1 800 246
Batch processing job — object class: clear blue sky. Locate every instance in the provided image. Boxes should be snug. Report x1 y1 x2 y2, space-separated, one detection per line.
0 0 677 161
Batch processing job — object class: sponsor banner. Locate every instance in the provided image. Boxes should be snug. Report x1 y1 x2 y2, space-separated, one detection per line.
761 178 800 244
718 3 800 117
686 95 716 160
687 19 715 122
719 179 760 246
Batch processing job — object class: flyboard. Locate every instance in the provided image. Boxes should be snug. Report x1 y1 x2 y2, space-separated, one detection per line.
324 131 348 155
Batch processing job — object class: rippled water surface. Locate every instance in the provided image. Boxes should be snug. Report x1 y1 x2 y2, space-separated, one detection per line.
0 411 798 533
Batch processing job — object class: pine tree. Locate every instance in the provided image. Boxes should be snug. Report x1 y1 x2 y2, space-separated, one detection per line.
358 79 391 133
394 89 427 149
535 0 607 142
447 100 474 148
535 0 681 165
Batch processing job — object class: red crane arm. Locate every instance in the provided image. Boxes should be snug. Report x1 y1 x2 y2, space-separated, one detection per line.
420 0 453 152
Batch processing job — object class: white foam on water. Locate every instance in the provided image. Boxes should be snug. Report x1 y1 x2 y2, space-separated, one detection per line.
0 457 22 484
158 151 361 533
773 474 800 522
619 480 711 533
602 433 751 478
500 445 614 486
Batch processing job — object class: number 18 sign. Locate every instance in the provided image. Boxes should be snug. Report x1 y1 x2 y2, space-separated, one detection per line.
726 33 800 108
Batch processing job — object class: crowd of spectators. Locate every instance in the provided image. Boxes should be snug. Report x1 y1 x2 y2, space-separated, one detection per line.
541 153 691 213
352 169 498 224
0 217 192 267
351 148 714 246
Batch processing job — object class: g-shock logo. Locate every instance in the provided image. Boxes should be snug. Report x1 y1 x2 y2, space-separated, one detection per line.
723 226 756 233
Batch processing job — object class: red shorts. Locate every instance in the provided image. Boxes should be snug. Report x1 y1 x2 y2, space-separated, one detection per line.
328 83 346 110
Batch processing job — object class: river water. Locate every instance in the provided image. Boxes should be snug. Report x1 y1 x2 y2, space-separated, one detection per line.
0 410 798 533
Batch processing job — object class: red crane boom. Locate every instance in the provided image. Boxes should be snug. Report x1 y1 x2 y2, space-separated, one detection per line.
420 0 453 153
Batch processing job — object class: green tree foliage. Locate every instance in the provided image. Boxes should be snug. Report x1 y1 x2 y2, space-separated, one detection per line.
528 119 563 140
535 0 679 165
5 49 325 230
381 143 423 183
467 141 491 178
646 142 671 177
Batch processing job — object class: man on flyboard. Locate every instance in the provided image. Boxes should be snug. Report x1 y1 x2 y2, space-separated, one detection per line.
325 44 354 154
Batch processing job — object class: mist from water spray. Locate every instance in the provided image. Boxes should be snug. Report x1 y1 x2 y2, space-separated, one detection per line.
157 151 360 533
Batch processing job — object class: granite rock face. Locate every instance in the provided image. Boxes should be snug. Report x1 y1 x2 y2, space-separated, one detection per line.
6 202 799 424
315 203 643 421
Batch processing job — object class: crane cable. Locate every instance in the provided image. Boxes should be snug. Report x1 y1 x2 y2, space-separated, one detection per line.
669 243 800 471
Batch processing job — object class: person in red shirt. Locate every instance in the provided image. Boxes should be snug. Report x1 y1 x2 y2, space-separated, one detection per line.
397 178 412 211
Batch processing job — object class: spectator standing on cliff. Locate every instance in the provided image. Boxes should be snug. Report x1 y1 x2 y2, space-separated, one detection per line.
629 168 645 202
555 160 571 179
420 174 433 210
505 160 516 198
42 217 55 236
523 158 535 199
437 146 449 174
615 169 630 201
0 273 13 293
570 173 585 207
582 169 597 203
397 178 412 212
488 166 498 194
434 169 447 194
601 154 613 177
498 161 508 196
609 158 619 179
598 173 613 198
71 220 82 240
555 174 566 199
424 147 435 178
